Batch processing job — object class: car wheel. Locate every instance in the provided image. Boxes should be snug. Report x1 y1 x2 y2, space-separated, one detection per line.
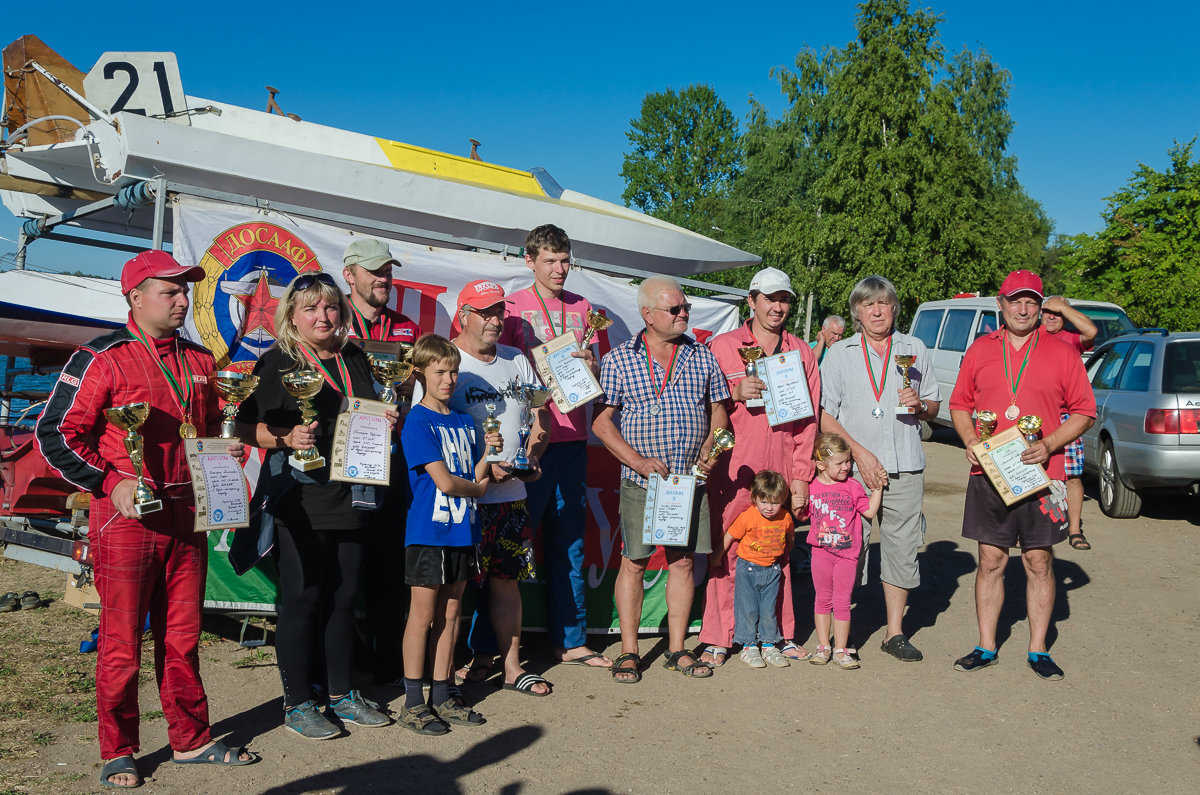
1099 439 1142 519
919 420 934 442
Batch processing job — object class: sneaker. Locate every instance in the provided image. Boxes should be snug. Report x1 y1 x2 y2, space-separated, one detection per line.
738 646 767 669
1027 653 1064 681
329 690 391 727
760 644 791 668
284 700 340 740
809 645 832 665
833 648 860 670
953 647 999 673
880 634 924 662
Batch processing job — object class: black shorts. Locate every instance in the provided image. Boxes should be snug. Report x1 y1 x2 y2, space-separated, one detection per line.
405 545 481 587
961 476 1068 550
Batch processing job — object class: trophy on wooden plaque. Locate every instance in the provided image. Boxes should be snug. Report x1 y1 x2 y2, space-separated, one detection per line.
104 402 162 515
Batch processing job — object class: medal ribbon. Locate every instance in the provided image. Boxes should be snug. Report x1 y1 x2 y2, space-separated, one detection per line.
644 337 680 402
299 344 355 398
350 303 392 341
1002 328 1039 407
130 323 194 421
862 335 892 405
533 286 565 339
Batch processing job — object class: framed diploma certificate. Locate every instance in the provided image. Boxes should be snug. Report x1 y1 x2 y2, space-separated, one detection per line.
330 398 392 486
641 473 697 547
971 426 1051 505
531 331 603 414
184 438 250 532
758 350 815 427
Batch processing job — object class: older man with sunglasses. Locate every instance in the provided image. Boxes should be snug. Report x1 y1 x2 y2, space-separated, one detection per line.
593 275 731 683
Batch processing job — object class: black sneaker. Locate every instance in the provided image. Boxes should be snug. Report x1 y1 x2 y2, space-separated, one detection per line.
880 634 923 661
953 648 999 672
1027 653 1064 681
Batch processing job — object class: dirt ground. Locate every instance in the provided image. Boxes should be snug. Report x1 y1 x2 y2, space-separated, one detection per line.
1 428 1198 794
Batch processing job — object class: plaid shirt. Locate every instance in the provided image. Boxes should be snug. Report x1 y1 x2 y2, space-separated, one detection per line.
598 331 730 487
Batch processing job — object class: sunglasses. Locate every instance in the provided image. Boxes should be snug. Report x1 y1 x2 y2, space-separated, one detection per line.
293 272 338 291
652 303 692 316
463 304 507 319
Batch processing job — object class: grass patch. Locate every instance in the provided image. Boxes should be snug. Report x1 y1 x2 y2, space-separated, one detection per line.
30 731 53 747
232 648 275 668
140 710 163 721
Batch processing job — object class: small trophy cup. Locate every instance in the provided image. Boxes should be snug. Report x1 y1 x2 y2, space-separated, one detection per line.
580 309 614 348
894 354 917 414
738 346 765 408
505 380 550 476
368 355 412 405
483 401 504 462
104 401 162 515
693 427 736 481
976 410 999 441
213 371 260 439
281 368 326 471
1017 414 1043 444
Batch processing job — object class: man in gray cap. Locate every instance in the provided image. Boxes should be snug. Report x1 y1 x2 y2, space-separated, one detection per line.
342 238 421 346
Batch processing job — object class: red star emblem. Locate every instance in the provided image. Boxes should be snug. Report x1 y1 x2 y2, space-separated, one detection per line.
234 270 281 341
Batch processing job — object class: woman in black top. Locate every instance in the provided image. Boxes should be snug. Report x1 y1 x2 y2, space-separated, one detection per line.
236 271 395 739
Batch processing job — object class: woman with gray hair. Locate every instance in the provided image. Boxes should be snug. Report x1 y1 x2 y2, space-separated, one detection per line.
818 275 941 665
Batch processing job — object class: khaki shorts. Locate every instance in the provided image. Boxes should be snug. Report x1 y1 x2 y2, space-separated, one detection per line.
618 479 712 560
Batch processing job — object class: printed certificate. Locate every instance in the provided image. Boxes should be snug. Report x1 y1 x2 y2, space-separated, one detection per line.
759 350 815 427
971 426 1051 505
641 472 697 547
531 331 603 413
184 438 250 532
330 398 392 486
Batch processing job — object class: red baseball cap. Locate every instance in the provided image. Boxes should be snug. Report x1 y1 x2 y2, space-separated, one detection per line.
121 250 205 295
998 269 1044 300
456 279 506 311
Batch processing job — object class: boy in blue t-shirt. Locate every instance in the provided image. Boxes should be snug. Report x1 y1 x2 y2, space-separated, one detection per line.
398 334 501 735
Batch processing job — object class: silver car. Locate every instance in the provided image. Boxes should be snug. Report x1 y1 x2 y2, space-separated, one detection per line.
1081 331 1200 517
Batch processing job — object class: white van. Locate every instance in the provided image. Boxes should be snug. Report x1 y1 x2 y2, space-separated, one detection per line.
908 295 1133 433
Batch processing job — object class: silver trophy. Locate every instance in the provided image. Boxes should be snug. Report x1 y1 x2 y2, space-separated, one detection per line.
504 379 550 476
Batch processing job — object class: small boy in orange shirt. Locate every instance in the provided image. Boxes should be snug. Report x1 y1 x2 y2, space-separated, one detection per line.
723 471 795 669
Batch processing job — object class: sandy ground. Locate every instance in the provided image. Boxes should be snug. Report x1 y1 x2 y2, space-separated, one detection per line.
2 428 1198 793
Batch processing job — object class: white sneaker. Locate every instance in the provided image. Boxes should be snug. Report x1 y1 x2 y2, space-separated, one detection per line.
761 644 791 668
739 646 767 669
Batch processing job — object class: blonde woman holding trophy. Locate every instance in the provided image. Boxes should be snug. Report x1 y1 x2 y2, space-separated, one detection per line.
235 271 397 739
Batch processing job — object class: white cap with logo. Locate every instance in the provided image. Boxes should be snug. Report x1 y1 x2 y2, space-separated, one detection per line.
748 266 795 297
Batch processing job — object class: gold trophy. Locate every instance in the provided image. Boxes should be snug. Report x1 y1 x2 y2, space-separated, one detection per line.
1017 414 1043 444
738 346 766 408
482 402 504 462
579 309 614 348
367 355 413 405
693 427 736 481
894 354 917 415
976 410 999 441
103 402 162 515
281 368 326 471
213 371 260 439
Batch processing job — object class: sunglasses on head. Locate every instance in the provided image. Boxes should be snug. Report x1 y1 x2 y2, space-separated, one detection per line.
293 272 338 291
653 303 692 316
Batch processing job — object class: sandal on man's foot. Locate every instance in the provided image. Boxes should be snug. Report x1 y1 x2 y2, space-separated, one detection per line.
1068 532 1091 550
611 652 642 684
173 739 259 766
100 755 141 788
431 698 486 726
699 646 728 667
454 657 495 685
780 641 812 661
398 705 450 736
502 672 552 697
663 650 713 678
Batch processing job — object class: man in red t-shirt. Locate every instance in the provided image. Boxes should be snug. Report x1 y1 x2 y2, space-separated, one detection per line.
1040 295 1098 551
949 270 1096 681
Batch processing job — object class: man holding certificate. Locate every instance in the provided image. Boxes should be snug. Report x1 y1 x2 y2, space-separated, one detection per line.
499 224 611 670
593 276 731 683
699 266 821 667
819 275 940 664
949 270 1095 681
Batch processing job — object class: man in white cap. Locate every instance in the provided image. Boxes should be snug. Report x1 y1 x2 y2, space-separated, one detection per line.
698 266 821 668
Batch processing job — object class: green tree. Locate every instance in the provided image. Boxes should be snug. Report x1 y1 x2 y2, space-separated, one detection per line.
620 84 742 233
1056 140 1200 330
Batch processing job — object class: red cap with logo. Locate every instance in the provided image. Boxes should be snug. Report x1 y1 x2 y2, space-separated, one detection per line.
456 279 506 310
998 269 1044 300
121 250 206 295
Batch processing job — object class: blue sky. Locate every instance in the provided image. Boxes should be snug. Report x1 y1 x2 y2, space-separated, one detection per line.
3 1 1198 279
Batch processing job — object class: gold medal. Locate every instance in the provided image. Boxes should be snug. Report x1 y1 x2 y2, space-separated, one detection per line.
179 420 198 439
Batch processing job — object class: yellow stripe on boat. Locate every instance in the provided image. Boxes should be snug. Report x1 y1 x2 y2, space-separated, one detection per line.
375 139 546 197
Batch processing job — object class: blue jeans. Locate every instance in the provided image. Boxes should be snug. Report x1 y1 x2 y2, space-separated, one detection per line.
733 558 783 646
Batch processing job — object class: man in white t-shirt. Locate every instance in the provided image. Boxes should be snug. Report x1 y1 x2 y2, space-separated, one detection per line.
450 280 552 696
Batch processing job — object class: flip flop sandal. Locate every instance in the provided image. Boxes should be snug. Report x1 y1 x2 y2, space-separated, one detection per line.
663 650 713 678
100 755 141 788
780 642 812 661
701 646 728 667
1068 533 1091 550
173 739 258 765
454 658 495 685
431 698 486 726
398 705 449 736
611 652 642 684
502 672 552 697
19 591 41 610
556 652 613 668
